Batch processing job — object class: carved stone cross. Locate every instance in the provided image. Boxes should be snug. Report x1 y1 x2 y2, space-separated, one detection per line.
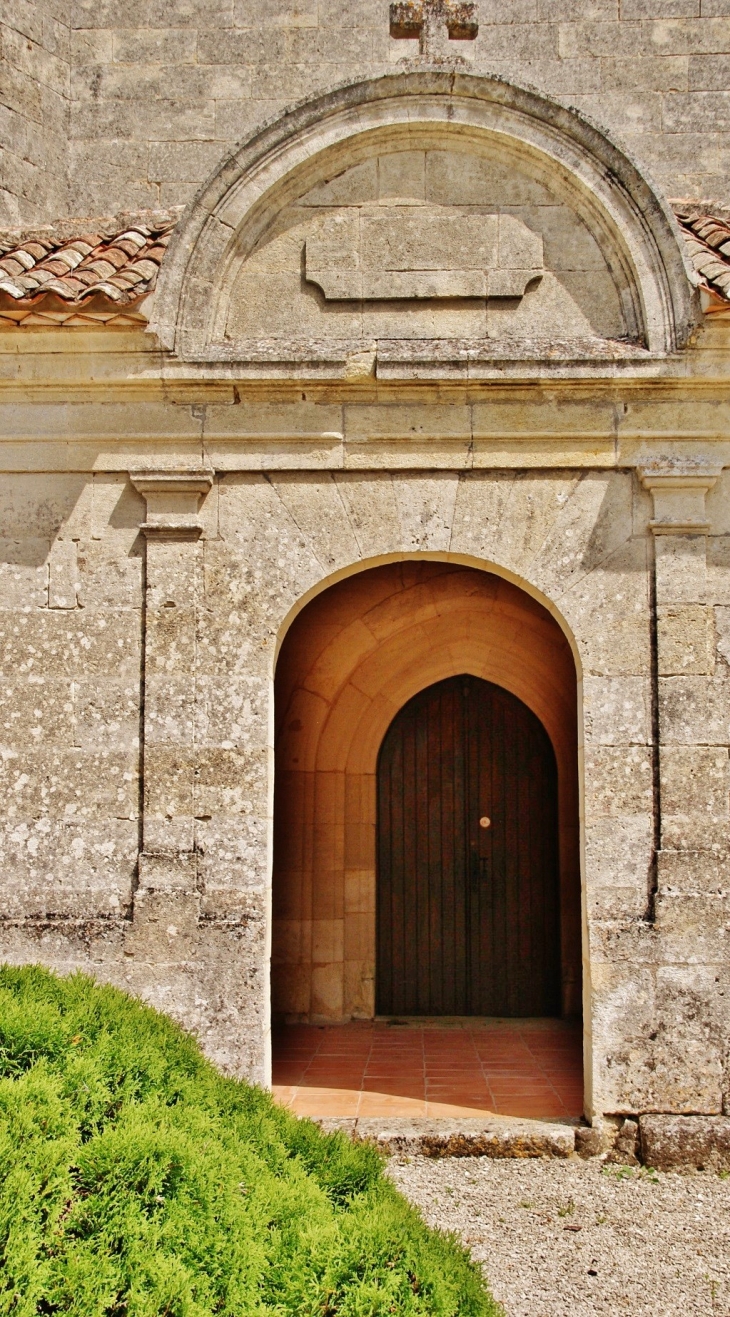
390 0 478 62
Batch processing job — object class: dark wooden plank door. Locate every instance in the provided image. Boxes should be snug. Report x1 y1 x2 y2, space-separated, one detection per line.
376 674 561 1017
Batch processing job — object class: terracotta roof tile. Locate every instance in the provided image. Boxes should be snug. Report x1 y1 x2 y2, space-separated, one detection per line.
0 210 180 323
673 203 730 312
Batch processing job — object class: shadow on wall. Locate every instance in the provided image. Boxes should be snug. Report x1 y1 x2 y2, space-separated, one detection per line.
0 475 144 609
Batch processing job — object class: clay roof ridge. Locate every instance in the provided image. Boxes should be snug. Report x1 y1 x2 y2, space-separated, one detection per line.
671 199 730 310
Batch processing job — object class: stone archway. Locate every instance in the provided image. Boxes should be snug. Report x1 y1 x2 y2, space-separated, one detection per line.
272 560 580 1025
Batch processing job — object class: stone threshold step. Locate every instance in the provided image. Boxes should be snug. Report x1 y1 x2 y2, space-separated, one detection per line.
315 1115 581 1158
312 1114 730 1169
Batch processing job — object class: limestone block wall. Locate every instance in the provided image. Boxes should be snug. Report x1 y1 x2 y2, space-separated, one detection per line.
3 1 730 223
0 472 142 918
225 144 626 348
607 464 730 1117
0 468 270 1081
0 0 69 224
61 3 730 214
206 465 654 1115
1 455 728 1121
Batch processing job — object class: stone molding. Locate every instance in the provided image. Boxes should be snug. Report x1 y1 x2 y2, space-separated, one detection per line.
130 469 213 539
150 71 698 366
638 461 723 535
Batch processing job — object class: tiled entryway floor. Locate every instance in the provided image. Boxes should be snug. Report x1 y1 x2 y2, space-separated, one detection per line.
272 1017 583 1120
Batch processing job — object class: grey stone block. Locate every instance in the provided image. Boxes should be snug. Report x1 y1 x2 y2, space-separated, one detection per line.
663 90 730 133
621 0 698 17
606 1116 640 1164
640 1114 730 1169
148 141 226 182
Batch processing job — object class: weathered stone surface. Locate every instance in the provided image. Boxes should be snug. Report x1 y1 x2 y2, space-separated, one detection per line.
0 910 269 1083
574 1124 606 1158
0 4 715 228
640 1115 730 1170
657 603 715 675
351 1117 576 1158
606 1116 640 1165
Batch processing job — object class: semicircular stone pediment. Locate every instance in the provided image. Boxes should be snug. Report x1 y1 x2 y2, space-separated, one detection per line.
152 73 698 371
222 144 623 351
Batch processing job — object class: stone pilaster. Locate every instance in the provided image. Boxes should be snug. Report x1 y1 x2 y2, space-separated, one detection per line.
640 462 724 854
639 461 727 1114
129 470 213 928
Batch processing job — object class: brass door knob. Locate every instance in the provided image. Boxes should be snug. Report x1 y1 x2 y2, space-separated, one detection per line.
479 816 491 829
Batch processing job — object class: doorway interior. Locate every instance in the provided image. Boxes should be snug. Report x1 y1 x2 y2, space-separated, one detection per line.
271 560 583 1120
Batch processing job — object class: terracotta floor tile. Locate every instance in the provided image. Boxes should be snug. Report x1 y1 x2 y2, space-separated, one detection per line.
302 1075 363 1088
366 1051 424 1060
305 1059 366 1070
365 1061 425 1071
273 1019 584 1119
304 1063 366 1074
317 1048 373 1057
427 1093 493 1108
426 1088 492 1100
424 1069 479 1080
293 1092 360 1117
357 1094 428 1117
493 1100 567 1117
427 1099 495 1117
426 1078 492 1091
369 1046 423 1056
362 1082 426 1099
479 1055 536 1064
488 1087 559 1099
481 1071 539 1082
271 1085 298 1104
294 1101 360 1117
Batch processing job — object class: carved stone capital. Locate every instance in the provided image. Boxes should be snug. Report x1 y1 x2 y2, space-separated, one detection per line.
130 469 213 539
638 462 723 535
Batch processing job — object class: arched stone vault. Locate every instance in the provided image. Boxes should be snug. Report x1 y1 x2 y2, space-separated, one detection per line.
273 560 580 1025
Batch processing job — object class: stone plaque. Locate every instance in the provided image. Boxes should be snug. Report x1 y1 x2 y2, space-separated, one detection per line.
304 207 543 301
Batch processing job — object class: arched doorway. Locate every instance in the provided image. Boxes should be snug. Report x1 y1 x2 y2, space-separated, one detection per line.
377 675 561 1018
272 560 580 1020
272 560 583 1119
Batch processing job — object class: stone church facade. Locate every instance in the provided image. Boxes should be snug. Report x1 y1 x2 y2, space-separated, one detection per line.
2 0 730 1144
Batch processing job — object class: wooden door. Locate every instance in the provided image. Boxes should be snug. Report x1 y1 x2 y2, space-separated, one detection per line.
376 674 561 1017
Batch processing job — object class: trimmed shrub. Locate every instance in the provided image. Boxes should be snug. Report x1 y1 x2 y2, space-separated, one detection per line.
0 966 501 1316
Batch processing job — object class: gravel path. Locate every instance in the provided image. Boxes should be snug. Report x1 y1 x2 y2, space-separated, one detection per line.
388 1155 730 1316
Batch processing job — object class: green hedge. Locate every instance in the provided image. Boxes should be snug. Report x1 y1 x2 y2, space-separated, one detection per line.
0 967 501 1316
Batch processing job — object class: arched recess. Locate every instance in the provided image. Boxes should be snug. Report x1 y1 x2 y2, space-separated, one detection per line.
151 70 698 361
272 560 580 1025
